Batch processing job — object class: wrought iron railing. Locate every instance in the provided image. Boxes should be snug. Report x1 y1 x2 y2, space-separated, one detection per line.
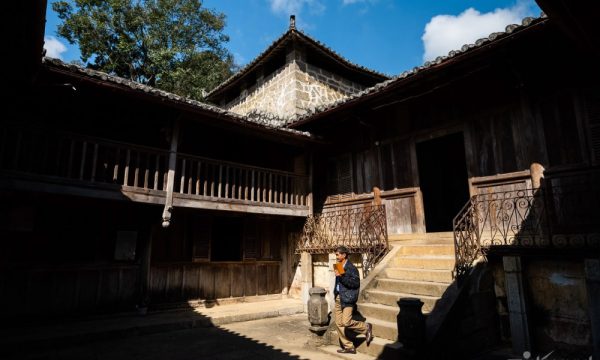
296 204 388 276
453 181 600 279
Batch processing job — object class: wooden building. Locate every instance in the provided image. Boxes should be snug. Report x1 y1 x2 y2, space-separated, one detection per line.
1 4 317 317
2 1 600 357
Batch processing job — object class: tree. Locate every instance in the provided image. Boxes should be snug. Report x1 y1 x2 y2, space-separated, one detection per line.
53 0 235 100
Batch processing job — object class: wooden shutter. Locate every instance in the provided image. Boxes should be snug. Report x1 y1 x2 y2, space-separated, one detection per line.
583 89 600 164
336 153 353 194
190 215 211 261
244 218 258 260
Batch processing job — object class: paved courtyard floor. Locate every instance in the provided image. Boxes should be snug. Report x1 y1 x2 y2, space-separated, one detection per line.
3 313 373 360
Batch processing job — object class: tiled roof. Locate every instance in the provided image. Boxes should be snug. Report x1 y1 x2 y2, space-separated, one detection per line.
41 57 313 139
205 28 390 101
289 14 548 128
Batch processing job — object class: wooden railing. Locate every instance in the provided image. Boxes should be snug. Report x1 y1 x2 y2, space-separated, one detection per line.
0 125 169 190
175 153 308 206
0 125 309 209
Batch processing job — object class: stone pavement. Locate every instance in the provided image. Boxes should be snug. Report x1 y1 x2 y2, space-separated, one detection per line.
0 298 376 360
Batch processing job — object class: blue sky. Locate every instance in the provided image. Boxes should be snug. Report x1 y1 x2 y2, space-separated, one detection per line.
44 0 541 76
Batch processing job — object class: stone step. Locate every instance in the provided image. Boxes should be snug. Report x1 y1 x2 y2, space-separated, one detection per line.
356 335 400 358
388 232 454 244
368 317 398 341
357 302 398 322
362 290 440 313
376 278 449 297
390 255 455 270
382 267 453 282
398 244 455 256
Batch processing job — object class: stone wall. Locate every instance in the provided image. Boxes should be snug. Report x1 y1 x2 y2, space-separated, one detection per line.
225 60 366 123
490 257 593 357
296 60 366 113
523 259 592 354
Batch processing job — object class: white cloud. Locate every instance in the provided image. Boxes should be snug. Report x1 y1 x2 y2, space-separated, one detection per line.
268 0 325 16
44 36 67 59
422 1 534 62
342 0 377 5
233 52 247 66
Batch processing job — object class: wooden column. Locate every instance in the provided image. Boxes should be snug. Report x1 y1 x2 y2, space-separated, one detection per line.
307 152 314 214
414 188 426 233
161 119 180 227
139 226 154 312
503 256 532 354
530 162 545 189
585 258 600 360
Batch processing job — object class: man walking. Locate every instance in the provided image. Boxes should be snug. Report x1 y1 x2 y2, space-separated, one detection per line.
333 245 373 354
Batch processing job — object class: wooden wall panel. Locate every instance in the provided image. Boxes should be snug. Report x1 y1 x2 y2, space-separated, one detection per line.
244 263 257 296
198 265 214 299
469 170 532 196
257 264 268 295
151 266 168 300
0 268 138 318
165 266 183 301
214 266 231 299
230 264 245 297
183 266 200 299
384 197 414 234
98 270 120 309
148 261 281 303
28 271 54 314
267 263 280 294
77 270 99 312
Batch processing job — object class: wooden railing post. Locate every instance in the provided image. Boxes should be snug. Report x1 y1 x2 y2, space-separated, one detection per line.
161 119 180 227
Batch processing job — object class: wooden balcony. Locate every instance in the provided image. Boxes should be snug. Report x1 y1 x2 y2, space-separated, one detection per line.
0 125 310 217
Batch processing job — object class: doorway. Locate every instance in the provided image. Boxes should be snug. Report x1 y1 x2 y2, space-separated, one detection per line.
416 132 470 232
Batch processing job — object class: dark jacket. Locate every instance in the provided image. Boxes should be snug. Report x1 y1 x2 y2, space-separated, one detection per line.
334 260 360 308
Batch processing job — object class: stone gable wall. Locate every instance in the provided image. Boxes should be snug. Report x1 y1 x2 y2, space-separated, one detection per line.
297 61 366 112
224 60 367 123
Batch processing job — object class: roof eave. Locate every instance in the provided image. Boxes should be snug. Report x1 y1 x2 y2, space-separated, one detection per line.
40 61 320 146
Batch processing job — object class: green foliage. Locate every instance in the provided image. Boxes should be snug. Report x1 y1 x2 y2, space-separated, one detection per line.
52 0 235 100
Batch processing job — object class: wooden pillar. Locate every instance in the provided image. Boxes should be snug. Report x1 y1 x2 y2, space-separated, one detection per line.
530 162 545 189
585 258 600 360
161 119 180 227
503 256 532 354
307 152 314 214
301 251 313 312
414 188 426 233
280 224 290 296
138 226 154 312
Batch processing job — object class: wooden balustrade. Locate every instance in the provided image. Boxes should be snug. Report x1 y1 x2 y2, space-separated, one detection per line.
0 125 169 190
175 152 308 206
0 125 309 209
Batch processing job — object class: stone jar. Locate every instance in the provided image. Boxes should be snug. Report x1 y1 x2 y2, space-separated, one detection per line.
307 287 329 334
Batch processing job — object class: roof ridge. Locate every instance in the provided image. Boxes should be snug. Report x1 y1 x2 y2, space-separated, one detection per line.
292 29 391 79
288 13 548 128
41 57 313 138
206 27 390 100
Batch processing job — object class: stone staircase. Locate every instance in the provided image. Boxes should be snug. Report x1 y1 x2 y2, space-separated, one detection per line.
349 232 456 357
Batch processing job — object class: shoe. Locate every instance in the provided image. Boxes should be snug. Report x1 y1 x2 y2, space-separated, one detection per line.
337 348 357 354
365 322 373 346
